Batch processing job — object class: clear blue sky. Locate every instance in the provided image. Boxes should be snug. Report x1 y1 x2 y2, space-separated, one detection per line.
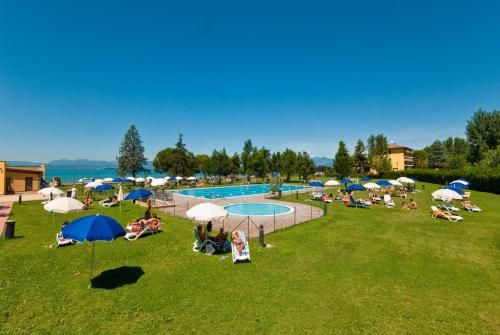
1 0 499 162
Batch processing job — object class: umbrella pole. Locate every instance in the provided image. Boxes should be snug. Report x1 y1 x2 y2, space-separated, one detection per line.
88 242 95 289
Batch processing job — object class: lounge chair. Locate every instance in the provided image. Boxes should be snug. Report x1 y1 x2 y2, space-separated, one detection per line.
231 231 250 263
311 192 324 200
438 203 460 212
56 233 76 247
431 206 463 222
99 200 120 208
348 196 371 208
383 194 395 208
461 202 481 212
370 194 382 203
462 192 471 199
192 229 229 254
125 225 160 241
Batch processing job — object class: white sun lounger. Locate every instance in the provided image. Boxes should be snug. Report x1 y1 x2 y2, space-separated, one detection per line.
431 206 463 222
56 233 76 247
438 203 460 212
231 231 250 263
383 194 395 208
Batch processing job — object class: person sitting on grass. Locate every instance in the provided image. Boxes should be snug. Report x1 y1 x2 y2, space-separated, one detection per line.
216 228 228 245
409 199 418 209
401 201 408 209
83 196 92 209
232 231 245 256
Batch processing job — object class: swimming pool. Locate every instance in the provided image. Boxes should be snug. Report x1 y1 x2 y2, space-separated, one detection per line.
224 203 294 216
174 184 305 199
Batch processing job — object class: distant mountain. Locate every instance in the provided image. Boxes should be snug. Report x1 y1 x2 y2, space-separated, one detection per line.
312 156 333 167
47 159 118 168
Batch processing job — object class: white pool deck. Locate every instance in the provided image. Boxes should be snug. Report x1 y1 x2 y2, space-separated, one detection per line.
158 188 324 238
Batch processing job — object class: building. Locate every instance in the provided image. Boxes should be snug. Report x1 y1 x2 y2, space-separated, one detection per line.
387 144 414 171
0 161 46 195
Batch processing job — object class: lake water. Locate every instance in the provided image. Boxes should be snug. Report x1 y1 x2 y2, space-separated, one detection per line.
45 168 164 183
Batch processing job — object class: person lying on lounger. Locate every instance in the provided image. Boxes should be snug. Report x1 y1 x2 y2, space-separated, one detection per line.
232 231 245 256
461 201 481 212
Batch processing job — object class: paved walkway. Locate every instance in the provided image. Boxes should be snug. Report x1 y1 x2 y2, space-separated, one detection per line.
158 191 323 238
0 202 13 235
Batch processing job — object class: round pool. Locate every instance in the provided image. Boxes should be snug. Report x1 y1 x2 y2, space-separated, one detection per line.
224 203 294 216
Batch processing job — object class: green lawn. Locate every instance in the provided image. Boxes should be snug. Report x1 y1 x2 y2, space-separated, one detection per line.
0 182 498 334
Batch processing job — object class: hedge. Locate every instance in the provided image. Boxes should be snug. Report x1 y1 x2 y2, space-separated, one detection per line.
377 168 500 194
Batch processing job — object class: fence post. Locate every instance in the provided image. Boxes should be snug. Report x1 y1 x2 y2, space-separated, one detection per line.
247 216 250 238
259 225 265 247
273 211 276 231
173 200 176 216
294 206 296 225
310 203 312 220
186 201 189 211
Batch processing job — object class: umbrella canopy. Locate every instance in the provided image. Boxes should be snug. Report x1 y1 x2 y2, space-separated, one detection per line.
62 214 126 242
363 182 381 189
449 182 466 188
44 197 85 213
376 180 392 187
186 203 228 222
38 187 65 196
151 178 166 187
112 177 122 182
432 189 463 201
176 176 183 180
95 184 114 192
346 183 366 191
388 180 403 187
167 177 177 182
186 176 197 181
340 178 353 184
135 177 145 183
125 176 135 181
309 181 324 187
325 180 340 186
125 189 152 200
447 186 465 195
118 184 124 201
360 177 371 181
397 177 415 184
453 179 470 185
103 178 114 182
85 181 103 188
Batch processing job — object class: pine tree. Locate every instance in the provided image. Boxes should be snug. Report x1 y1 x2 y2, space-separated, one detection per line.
353 139 369 173
333 141 353 178
117 125 147 178
427 140 447 169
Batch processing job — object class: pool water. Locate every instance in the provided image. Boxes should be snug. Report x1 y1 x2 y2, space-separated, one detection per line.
174 184 305 199
224 203 293 216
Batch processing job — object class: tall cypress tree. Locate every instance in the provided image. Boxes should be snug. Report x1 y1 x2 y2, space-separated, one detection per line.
117 125 147 178
353 139 369 173
333 141 353 178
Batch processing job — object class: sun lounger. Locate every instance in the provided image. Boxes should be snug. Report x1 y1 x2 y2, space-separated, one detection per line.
231 231 250 263
370 195 382 203
438 204 460 212
431 206 463 222
348 196 371 208
99 200 120 208
383 194 395 208
461 202 481 212
311 192 324 200
125 226 159 241
56 233 76 247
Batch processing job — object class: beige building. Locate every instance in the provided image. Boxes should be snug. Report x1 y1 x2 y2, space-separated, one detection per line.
0 161 46 195
388 144 414 171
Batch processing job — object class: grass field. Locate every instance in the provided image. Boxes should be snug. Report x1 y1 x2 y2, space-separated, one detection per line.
0 182 498 334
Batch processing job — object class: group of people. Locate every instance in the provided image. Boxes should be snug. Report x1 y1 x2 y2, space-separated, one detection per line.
196 221 228 247
127 200 161 234
401 199 418 209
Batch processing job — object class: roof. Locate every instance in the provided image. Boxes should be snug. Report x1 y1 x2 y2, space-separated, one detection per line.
388 143 412 150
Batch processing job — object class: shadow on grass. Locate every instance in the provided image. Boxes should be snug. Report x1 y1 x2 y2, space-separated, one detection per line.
91 266 144 289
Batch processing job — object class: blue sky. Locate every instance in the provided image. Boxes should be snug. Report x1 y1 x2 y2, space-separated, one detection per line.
1 0 499 162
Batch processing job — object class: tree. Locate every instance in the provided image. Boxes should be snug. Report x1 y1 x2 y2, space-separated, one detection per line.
208 149 232 183
249 147 270 179
353 139 369 173
280 149 297 182
153 134 196 176
117 125 147 178
367 134 392 174
241 139 254 179
270 152 283 174
230 153 241 176
194 154 210 176
427 140 447 169
412 149 428 169
333 141 352 178
466 109 500 163
478 145 500 169
296 151 315 181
